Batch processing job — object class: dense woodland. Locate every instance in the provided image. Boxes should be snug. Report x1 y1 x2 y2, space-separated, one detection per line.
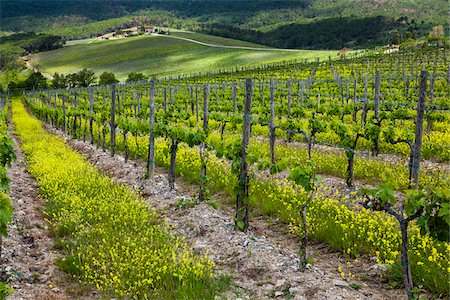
1 0 448 49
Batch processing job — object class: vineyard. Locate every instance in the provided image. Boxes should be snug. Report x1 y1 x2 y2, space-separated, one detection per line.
2 46 450 299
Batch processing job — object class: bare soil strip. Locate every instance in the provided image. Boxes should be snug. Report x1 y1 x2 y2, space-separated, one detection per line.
3 134 68 300
3 131 97 300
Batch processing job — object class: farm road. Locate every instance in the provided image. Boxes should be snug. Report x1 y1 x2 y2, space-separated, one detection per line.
157 33 306 52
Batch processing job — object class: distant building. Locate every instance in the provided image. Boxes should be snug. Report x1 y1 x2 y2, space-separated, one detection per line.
141 26 158 34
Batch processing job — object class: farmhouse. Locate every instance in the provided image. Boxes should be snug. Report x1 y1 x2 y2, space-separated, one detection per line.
142 26 158 34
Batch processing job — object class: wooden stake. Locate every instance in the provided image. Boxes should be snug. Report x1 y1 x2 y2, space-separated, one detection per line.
236 78 253 232
269 79 276 164
411 70 427 189
146 81 155 178
110 85 116 157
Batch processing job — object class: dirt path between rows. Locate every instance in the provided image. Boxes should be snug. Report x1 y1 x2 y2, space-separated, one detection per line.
2 133 67 300
44 125 409 300
2 127 97 299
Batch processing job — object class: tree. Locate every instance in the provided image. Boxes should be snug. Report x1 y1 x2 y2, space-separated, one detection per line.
126 72 148 83
52 72 67 89
428 25 444 42
99 71 119 85
24 72 47 90
76 68 96 87
66 73 78 88
391 30 401 45
7 82 17 93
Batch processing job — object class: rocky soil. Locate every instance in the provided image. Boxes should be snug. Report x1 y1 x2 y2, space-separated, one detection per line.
48 124 409 300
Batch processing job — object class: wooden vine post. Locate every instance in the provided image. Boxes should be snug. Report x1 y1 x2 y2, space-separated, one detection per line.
168 137 178 190
361 76 368 127
195 86 199 122
447 63 450 86
373 70 381 156
269 79 276 164
426 58 437 132
232 81 237 113
374 70 380 119
72 92 77 137
110 84 116 157
163 87 167 113
170 86 175 108
62 95 67 134
146 80 156 178
411 70 427 189
286 79 293 142
89 86 94 144
189 85 195 115
236 78 253 232
287 78 292 117
199 84 209 202
352 79 357 122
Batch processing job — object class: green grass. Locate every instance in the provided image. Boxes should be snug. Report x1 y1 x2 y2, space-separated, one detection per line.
169 31 268 48
29 33 337 81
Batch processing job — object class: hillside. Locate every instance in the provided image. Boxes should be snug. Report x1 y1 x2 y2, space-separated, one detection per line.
1 0 447 49
28 33 336 80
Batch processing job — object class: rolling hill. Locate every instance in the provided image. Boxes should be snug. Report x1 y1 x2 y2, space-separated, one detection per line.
1 0 447 49
28 32 337 80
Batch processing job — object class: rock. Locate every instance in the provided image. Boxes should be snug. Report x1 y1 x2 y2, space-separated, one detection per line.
275 279 286 287
369 264 388 271
51 287 60 293
289 287 300 294
274 291 284 297
332 279 348 288
313 268 325 276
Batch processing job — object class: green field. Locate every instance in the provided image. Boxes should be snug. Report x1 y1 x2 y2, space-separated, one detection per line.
30 33 337 80
169 31 268 48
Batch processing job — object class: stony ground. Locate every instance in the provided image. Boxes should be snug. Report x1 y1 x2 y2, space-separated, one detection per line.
2 133 68 300
47 124 408 300
2 131 97 300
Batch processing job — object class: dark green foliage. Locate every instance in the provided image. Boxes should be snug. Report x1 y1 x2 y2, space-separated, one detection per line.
406 187 450 242
23 72 47 90
0 192 13 239
289 160 321 192
0 32 65 53
99 72 119 85
1 1 447 49
126 72 148 83
51 73 68 89
73 68 96 87
202 16 402 49
0 108 15 252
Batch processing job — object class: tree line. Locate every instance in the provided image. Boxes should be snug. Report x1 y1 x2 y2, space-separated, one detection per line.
0 32 65 70
5 69 149 94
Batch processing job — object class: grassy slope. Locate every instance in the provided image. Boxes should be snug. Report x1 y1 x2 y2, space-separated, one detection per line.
169 31 268 48
30 34 336 80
